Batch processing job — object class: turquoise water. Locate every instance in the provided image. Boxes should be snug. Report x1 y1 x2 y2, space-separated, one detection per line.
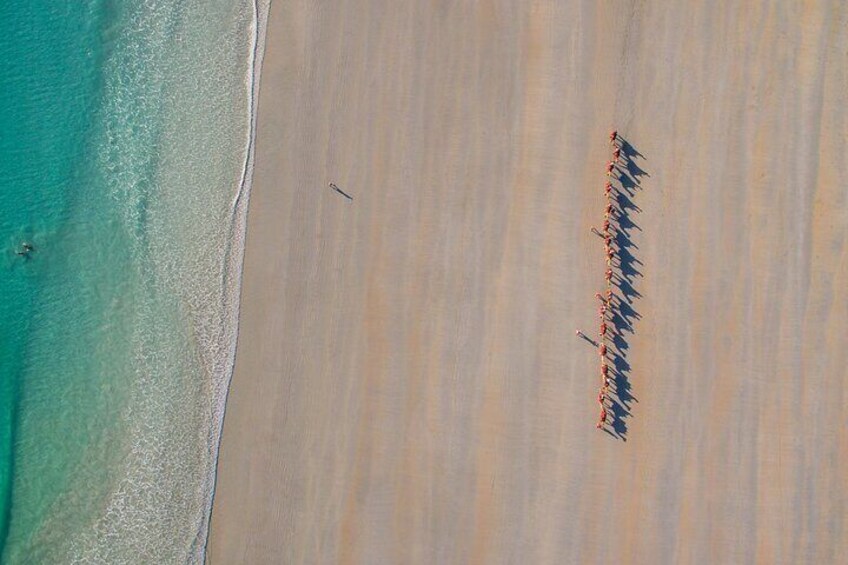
0 1 259 561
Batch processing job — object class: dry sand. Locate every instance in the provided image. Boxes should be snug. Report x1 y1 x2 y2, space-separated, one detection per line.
207 1 848 563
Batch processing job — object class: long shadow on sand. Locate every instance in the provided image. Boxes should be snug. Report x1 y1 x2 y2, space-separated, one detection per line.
603 138 646 441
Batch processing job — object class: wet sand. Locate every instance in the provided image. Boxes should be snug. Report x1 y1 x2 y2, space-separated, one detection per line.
207 2 848 563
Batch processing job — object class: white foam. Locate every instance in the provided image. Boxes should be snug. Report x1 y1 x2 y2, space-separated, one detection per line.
196 0 271 561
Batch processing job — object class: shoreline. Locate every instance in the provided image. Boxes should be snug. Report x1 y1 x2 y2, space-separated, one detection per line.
198 0 270 561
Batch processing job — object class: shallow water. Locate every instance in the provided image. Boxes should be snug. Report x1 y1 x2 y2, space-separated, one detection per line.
0 1 256 561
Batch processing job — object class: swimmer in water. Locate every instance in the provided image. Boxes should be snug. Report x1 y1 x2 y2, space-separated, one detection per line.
15 242 34 257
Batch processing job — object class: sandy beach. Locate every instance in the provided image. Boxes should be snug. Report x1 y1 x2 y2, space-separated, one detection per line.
207 1 848 563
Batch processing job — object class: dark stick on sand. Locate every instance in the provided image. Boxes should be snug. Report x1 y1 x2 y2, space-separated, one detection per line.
328 183 353 201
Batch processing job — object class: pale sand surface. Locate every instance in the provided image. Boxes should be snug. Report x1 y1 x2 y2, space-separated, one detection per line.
207 2 848 563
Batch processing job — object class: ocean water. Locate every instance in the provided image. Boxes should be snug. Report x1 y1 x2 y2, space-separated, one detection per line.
0 1 264 562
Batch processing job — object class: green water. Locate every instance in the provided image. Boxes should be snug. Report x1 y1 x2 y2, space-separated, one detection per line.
0 1 258 562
